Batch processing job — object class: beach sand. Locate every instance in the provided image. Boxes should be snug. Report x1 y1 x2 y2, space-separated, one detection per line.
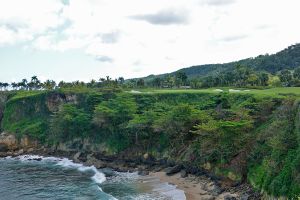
150 171 238 200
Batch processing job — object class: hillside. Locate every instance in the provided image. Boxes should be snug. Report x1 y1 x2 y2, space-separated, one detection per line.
141 43 300 82
0 88 299 198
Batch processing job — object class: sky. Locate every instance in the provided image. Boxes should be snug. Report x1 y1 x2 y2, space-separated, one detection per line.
0 0 300 83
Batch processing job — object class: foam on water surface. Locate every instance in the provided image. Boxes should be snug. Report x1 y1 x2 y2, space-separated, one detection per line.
2 155 186 200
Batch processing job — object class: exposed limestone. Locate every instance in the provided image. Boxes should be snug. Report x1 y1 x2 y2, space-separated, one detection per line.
0 132 18 150
0 133 38 151
46 93 65 112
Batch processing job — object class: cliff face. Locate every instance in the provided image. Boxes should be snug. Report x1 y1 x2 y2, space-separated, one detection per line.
0 92 10 129
0 90 299 198
0 132 38 151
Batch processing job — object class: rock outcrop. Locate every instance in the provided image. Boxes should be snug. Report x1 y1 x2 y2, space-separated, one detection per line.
0 132 18 150
0 132 38 151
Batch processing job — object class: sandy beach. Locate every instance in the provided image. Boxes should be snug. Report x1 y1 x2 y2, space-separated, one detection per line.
150 171 239 200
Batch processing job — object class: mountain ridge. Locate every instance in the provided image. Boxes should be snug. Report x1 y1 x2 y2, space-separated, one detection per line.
137 43 300 82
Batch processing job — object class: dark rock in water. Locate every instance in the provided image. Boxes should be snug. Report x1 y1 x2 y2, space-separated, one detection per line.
153 166 164 172
73 151 87 162
0 144 8 152
180 170 188 178
137 167 149 176
101 168 116 177
165 165 182 176
73 152 81 162
29 158 42 161
224 195 237 200
138 170 149 176
240 194 250 200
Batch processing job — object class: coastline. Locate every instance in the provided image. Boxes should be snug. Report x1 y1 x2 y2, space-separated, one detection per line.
0 147 261 200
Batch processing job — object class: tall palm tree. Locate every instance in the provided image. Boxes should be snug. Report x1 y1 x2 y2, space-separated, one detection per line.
11 82 17 90
87 79 96 88
30 76 41 90
43 80 52 90
21 79 28 90
2 83 9 90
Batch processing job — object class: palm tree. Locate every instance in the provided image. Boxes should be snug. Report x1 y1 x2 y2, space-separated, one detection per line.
2 83 9 90
118 77 125 85
58 81 66 88
21 79 28 90
43 80 56 90
87 79 96 88
30 76 41 90
11 82 18 90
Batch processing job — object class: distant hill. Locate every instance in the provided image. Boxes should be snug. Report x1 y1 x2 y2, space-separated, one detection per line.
139 43 300 82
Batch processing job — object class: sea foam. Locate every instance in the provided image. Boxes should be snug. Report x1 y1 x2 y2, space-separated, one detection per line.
11 155 106 184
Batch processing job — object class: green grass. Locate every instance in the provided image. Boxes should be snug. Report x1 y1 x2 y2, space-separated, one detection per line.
129 87 300 97
10 90 46 101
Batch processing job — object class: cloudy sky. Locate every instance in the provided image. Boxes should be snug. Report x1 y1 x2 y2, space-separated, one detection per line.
0 0 300 82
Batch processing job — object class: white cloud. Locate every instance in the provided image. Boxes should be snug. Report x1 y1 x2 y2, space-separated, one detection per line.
1 0 300 79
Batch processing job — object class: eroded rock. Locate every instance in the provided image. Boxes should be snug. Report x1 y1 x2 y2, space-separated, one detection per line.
165 165 182 176
0 144 8 152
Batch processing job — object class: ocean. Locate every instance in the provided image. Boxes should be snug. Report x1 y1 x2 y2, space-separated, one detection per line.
0 155 185 200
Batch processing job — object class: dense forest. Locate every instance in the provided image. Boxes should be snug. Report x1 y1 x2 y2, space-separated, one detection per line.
0 65 299 92
136 43 300 88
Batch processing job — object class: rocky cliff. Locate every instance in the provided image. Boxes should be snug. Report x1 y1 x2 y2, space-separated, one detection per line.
0 90 299 199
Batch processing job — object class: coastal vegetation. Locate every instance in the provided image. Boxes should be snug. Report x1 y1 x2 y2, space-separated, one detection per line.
0 87 299 198
0 44 300 198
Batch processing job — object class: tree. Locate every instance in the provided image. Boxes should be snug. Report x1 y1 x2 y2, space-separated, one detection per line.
279 70 293 86
11 82 18 90
58 81 66 88
190 78 201 88
233 65 251 87
127 111 156 144
43 80 56 90
2 83 9 90
153 104 201 145
50 104 91 141
151 77 163 88
20 79 28 90
29 76 41 90
192 112 253 163
165 75 175 88
118 77 125 85
247 73 259 86
175 71 188 87
293 67 300 80
136 79 145 87
258 72 269 86
87 79 96 88
93 94 137 132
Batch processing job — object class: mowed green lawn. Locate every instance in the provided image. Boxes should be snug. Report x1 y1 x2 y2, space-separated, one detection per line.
136 87 300 97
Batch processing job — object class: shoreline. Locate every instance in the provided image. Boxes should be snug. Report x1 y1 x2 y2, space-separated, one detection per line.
0 148 261 200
